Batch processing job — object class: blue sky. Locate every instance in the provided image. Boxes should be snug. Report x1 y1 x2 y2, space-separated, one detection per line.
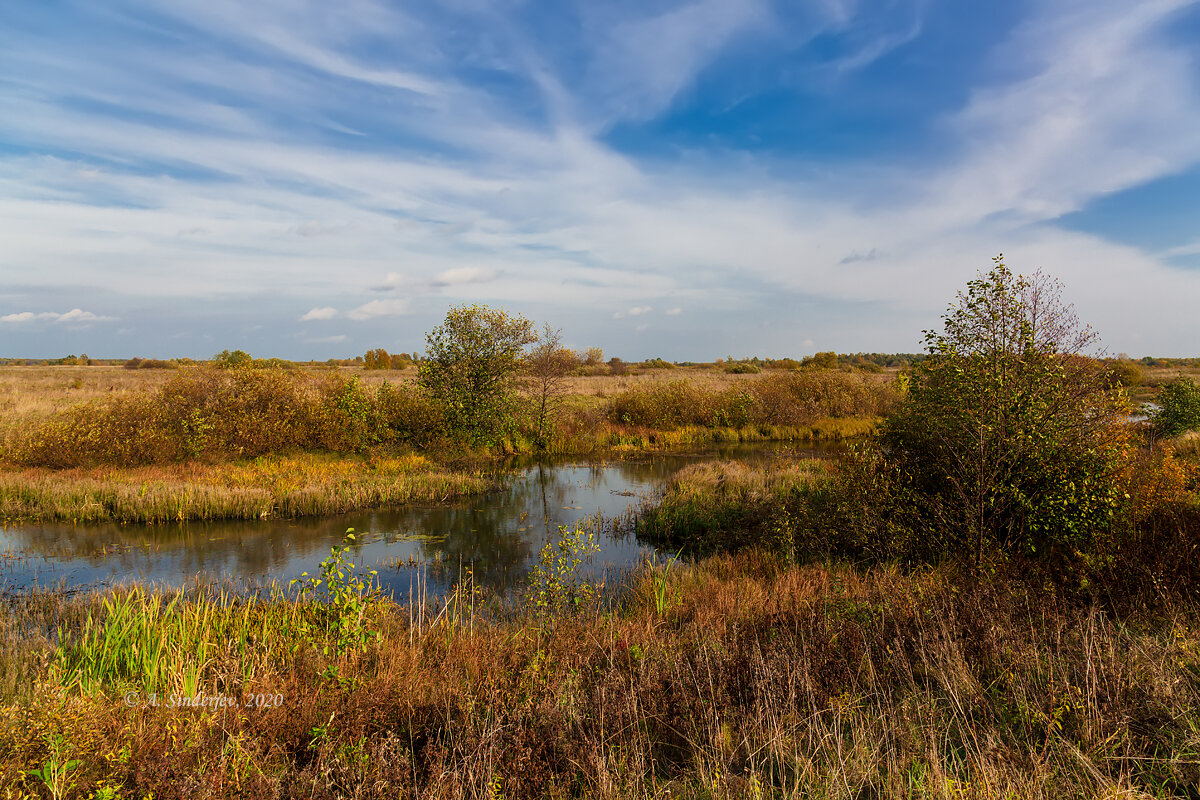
2 0 1200 360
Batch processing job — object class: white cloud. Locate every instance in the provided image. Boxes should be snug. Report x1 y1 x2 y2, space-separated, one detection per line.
348 298 410 320
1 308 116 324
305 334 348 344
0 312 36 323
665 307 683 316
300 307 338 321
613 306 653 319
431 266 499 287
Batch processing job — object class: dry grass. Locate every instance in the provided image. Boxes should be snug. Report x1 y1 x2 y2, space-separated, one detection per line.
1 550 1198 799
0 366 177 421
0 453 498 523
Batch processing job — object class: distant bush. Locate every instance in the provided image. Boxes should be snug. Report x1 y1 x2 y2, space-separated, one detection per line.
123 357 177 370
1104 359 1142 389
1154 377 1200 438
363 348 391 370
8 368 430 467
725 363 761 374
608 372 892 430
213 349 252 369
801 351 839 369
641 358 675 370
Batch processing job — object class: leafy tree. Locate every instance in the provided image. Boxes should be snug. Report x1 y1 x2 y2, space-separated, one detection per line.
363 348 390 370
418 304 537 445
213 349 252 369
803 351 839 369
1153 377 1200 437
878 256 1130 562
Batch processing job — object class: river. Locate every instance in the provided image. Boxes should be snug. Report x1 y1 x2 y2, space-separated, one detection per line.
0 445 833 598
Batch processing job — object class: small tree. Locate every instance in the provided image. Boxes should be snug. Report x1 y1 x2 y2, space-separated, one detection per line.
363 348 390 370
418 304 537 445
525 324 578 448
213 349 252 369
879 256 1130 562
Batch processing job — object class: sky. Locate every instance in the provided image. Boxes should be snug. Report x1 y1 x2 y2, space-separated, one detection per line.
2 0 1200 360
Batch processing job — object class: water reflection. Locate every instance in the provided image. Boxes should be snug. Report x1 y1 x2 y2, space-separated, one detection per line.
0 444 833 597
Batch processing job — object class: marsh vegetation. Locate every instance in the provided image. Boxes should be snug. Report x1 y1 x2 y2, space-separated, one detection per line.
1 263 1199 798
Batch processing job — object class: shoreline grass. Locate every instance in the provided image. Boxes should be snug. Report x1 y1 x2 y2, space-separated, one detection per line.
1 550 1198 798
0 453 499 524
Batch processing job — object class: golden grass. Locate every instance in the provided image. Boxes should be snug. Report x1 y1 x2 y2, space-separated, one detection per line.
0 551 1197 798
0 453 498 523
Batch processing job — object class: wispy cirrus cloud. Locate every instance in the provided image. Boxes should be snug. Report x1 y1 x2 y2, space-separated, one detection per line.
0 0 1197 360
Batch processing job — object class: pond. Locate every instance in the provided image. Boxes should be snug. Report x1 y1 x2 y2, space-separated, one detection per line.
0 444 834 598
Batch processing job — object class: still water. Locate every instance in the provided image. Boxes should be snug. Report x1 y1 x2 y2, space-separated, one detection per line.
0 445 830 598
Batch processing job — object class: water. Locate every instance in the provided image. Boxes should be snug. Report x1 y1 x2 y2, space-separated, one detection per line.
0 445 833 598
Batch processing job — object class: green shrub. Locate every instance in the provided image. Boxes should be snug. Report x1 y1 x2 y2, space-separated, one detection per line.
1153 377 1200 437
875 258 1131 562
212 349 252 369
312 374 381 451
725 363 761 374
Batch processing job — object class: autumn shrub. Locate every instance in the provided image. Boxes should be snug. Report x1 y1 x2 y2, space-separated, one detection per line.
1103 358 1142 388
375 380 444 447
156 367 317 458
9 368 319 466
310 374 382 451
607 380 714 428
749 370 893 425
123 357 176 370
607 372 891 431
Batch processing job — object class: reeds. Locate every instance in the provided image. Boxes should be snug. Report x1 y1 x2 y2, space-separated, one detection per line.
0 454 497 523
0 552 1198 798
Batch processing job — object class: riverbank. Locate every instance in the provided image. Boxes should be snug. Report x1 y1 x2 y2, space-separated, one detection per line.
2 550 1197 799
0 453 499 524
0 362 881 522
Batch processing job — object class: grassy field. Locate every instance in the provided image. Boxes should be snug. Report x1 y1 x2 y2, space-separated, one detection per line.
0 363 893 415
1 545 1197 799
1 360 1198 798
0 365 887 522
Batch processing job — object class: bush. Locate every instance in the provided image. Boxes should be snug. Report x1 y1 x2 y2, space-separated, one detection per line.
1104 359 1142 388
607 372 892 430
376 380 444 446
212 349 252 369
875 258 1132 562
725 363 761 374
1153 377 1200 437
123 357 176 370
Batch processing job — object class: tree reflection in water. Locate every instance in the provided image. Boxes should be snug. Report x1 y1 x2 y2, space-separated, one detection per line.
0 445 835 596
